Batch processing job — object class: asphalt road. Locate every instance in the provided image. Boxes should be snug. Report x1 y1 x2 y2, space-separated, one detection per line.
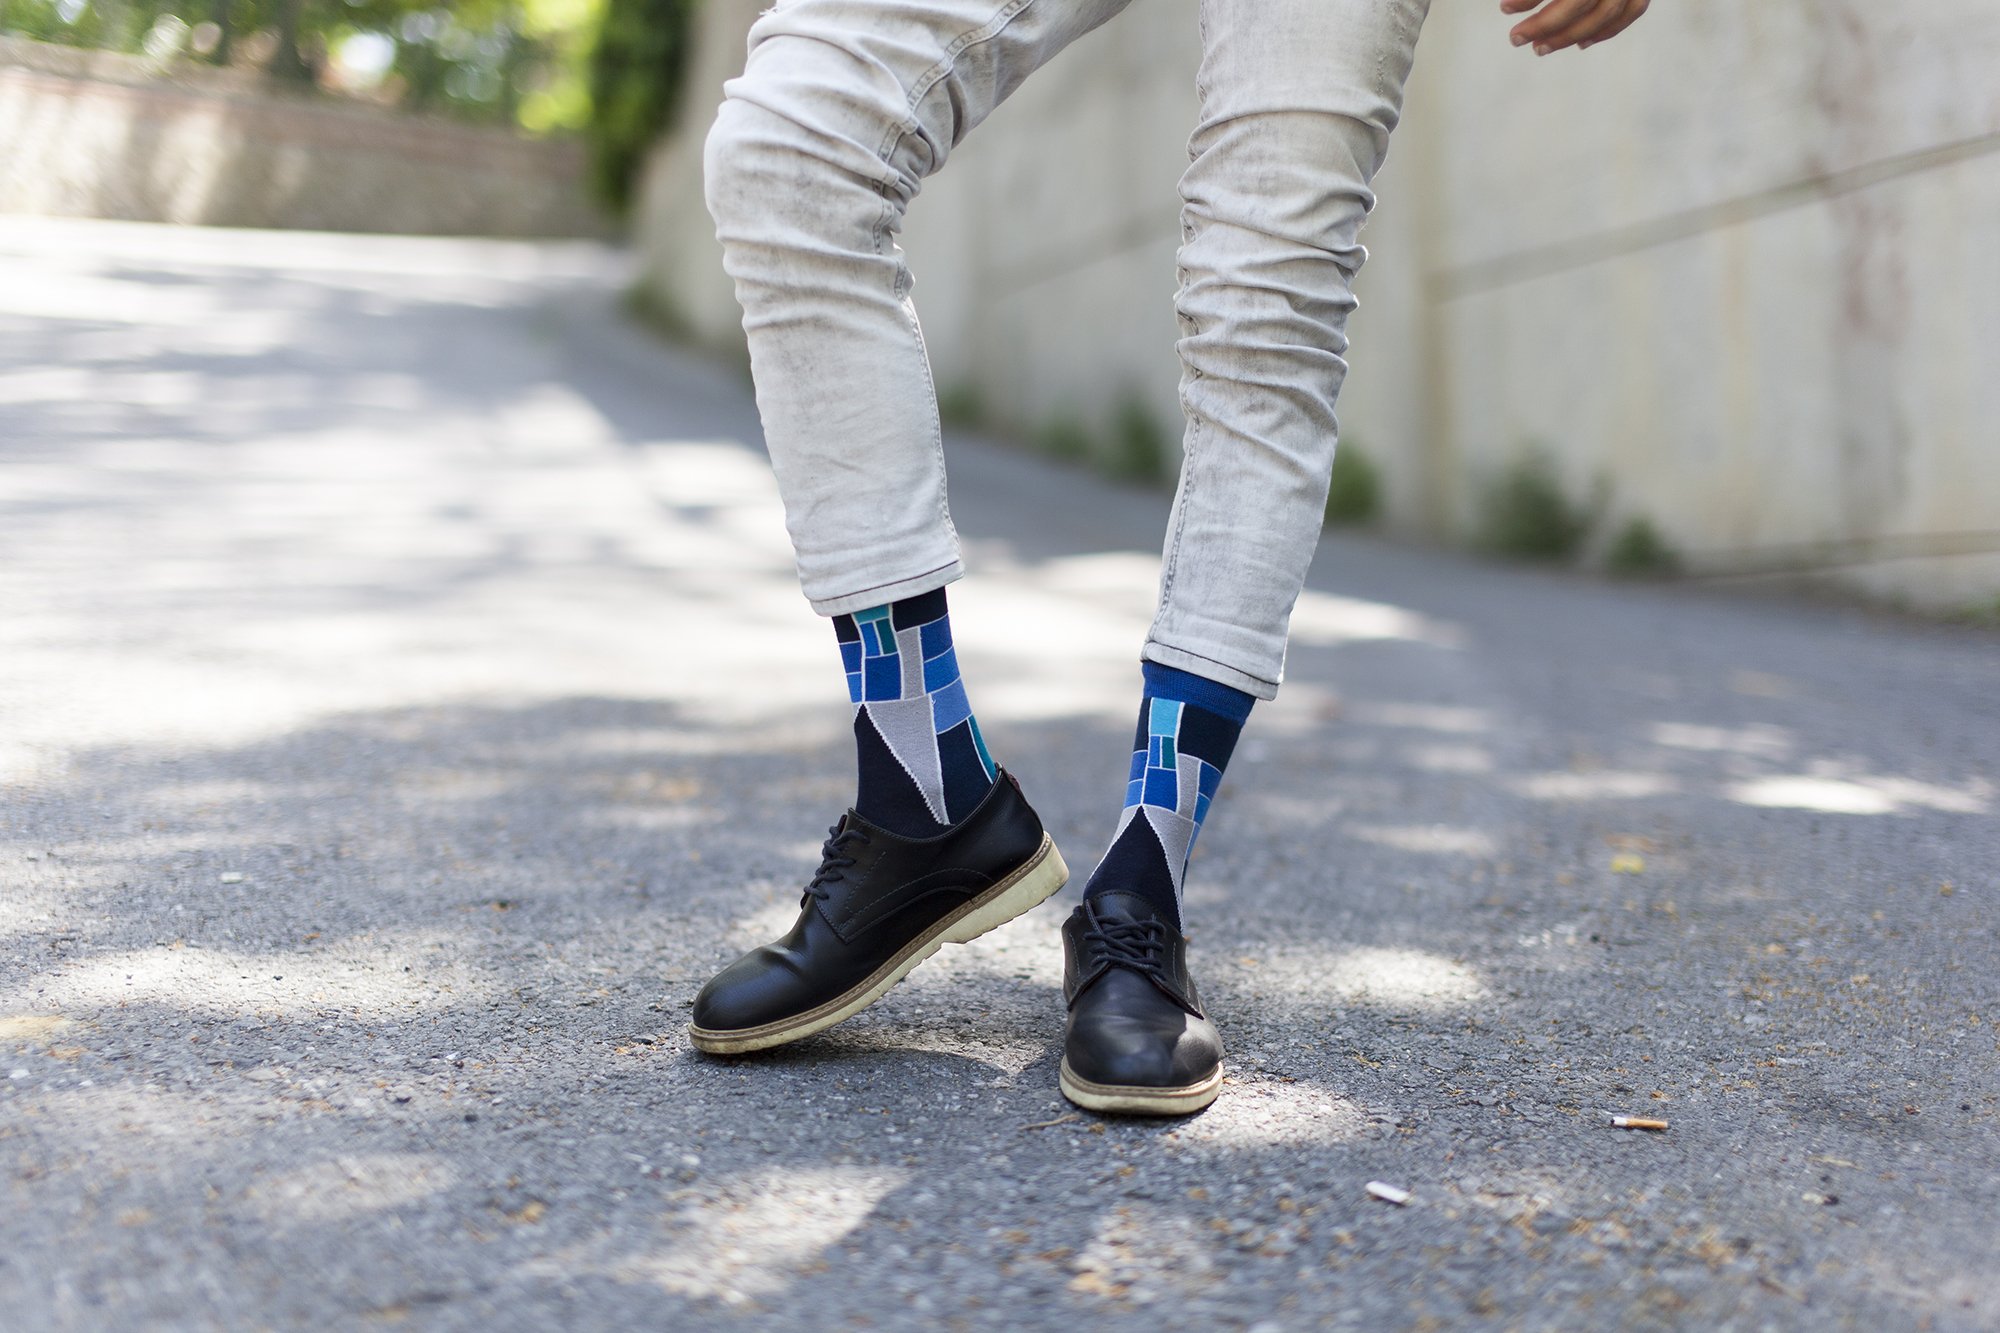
2 218 1997 1331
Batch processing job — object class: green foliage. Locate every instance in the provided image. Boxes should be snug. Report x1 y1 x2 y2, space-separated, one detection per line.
936 383 985 430
1324 439 1381 526
1946 595 2000 627
1604 516 1681 577
1108 393 1168 486
586 0 696 212
313 1 596 126
516 0 599 132
1 0 161 51
1478 447 1591 562
623 280 694 342
0 0 602 133
1036 412 1092 463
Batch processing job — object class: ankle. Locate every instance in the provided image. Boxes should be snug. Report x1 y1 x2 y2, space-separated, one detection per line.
836 587 999 831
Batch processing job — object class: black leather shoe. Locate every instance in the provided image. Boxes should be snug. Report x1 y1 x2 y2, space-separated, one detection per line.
1059 890 1223 1115
689 771 1067 1054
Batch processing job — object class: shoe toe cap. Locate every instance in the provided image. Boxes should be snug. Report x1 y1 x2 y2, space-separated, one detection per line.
1074 1027 1216 1088
1066 977 1222 1089
690 947 809 1034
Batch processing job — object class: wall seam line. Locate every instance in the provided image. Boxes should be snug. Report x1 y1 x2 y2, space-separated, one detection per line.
1431 128 2000 300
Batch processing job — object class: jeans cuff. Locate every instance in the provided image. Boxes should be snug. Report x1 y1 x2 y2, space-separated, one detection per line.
806 560 963 617
1140 639 1280 702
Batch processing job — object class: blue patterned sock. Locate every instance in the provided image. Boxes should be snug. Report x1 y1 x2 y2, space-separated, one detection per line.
1082 662 1255 929
834 588 998 836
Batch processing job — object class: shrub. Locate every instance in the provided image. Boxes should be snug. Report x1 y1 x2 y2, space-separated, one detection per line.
1108 393 1169 486
587 0 698 213
936 383 985 430
1478 447 1591 562
1036 412 1092 462
1605 516 1681 577
1947 596 2000 626
1324 439 1381 525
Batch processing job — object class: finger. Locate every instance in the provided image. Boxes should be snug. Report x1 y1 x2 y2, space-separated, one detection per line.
1535 0 1632 53
1579 0 1649 48
1508 0 1601 52
1498 0 1541 13
1568 0 1648 48
1528 0 1640 51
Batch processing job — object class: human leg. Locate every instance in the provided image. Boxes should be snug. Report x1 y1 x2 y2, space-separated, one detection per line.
1082 662 1254 932
702 0 1134 614
1147 0 1432 696
1063 0 1432 1114
692 0 1132 1053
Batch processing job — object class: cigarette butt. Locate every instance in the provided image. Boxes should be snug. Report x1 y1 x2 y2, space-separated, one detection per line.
1611 1115 1669 1131
1365 1181 1412 1205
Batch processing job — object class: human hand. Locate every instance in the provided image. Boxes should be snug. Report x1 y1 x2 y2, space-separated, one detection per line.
1500 0 1650 55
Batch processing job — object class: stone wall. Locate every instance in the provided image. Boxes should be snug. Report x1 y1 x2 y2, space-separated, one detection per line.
0 37 604 238
636 1 2000 610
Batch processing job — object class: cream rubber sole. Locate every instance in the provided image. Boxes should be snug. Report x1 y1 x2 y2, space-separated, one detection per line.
1058 1061 1224 1116
688 835 1069 1055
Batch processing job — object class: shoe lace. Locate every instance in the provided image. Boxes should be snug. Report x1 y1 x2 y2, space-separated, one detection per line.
1082 911 1171 978
802 823 872 905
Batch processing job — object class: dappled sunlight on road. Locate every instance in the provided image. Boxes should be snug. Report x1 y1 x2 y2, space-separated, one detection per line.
0 218 842 798
0 884 64 943
0 1015 76 1042
1167 1080 1372 1150
1647 721 1794 759
961 554 1471 724
242 1153 460 1227
1241 679 1344 743
0 214 614 300
961 553 1177 721
1 423 836 779
1219 945 1489 1016
1287 589 1467 651
561 1166 907 1303
23 1082 317 1155
1510 770 1682 801
1344 824 1502 857
1398 742 1498 773
1728 772 1992 816
3 933 495 1017
1065 1202 1218 1303
724 895 819 953
1344 702 1494 734
5 219 1998 1331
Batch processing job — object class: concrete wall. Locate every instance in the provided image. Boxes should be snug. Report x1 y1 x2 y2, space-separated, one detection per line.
0 37 604 238
638 1 2000 610
1397 0 2000 607
632 0 763 350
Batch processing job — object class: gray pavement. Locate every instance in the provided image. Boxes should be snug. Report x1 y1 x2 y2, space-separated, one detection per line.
2 217 1997 1331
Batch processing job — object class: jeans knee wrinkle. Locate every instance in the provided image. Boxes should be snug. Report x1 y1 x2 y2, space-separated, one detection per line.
905 0 1036 115
869 0 1041 185
724 0 1428 694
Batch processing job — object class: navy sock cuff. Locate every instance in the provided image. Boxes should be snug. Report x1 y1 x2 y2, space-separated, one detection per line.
891 587 949 628
1140 660 1256 725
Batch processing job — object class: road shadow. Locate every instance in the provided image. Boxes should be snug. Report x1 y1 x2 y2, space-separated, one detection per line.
4 231 1998 1329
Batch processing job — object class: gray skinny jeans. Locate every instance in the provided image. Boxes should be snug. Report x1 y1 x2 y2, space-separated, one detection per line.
704 0 1430 699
